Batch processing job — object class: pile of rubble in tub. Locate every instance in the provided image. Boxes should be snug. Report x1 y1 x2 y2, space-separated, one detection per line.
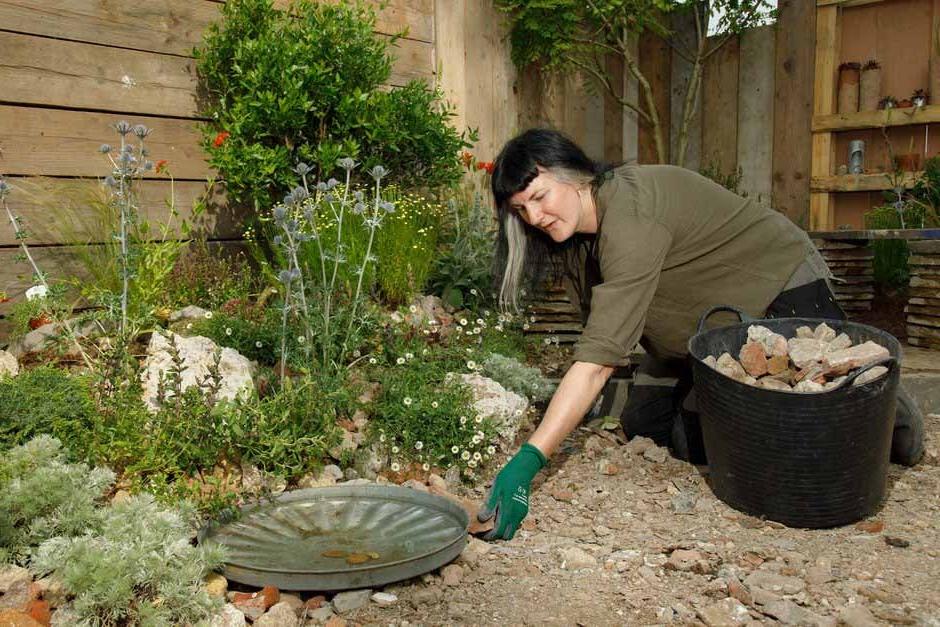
701 322 891 393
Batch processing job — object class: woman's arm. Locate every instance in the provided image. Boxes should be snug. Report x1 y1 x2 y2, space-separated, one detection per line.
528 360 616 457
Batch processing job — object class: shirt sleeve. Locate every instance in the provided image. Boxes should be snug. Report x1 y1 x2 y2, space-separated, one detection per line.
571 217 672 366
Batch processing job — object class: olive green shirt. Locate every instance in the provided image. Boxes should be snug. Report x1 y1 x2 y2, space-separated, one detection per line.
569 164 809 366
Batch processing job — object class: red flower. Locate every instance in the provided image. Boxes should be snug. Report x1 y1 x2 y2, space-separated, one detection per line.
155 159 169 174
460 151 475 170
213 131 230 148
476 161 495 175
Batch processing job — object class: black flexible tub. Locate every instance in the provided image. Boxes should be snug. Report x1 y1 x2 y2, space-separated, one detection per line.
688 305 900 528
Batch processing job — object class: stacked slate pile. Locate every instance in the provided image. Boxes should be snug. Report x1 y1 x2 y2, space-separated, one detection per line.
524 281 583 344
702 322 890 393
906 240 940 349
813 239 875 315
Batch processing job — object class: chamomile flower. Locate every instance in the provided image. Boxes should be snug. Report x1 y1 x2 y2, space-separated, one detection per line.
392 446 400 453
431 401 438 408
523 323 530 330
397 357 406 365
470 288 478 296
205 311 214 319
409 304 418 313
472 327 480 334
466 360 476 370
476 318 484 325
460 416 468 425
379 434 386 443
474 415 483 424
255 340 263 348
422 463 430 471
297 335 306 344
415 441 424 450
405 352 413 359
225 327 233 336
459 318 468 326
403 397 412 406
487 446 496 455
473 451 482 461
186 323 193 330
369 357 377 364
451 445 460 454
468 460 477 468
391 462 401 472
461 450 470 460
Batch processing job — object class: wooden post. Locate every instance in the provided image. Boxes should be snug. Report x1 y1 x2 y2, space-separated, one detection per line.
811 5 840 230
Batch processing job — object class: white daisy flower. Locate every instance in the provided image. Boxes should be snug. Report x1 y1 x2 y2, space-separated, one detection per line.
297 335 306 344
472 435 481 445
405 352 413 359
466 360 476 370
495 325 503 332
468 460 477 468
403 397 412 406
515 408 523 416
451 446 460 454
472 327 480 334
461 450 470 460
530 315 536 323
544 338 552 345
456 327 463 334
353 349 361 358
487 446 496 455
396 357 406 365
473 451 482 460
431 401 438 408
369 357 377 364
225 327 233 336
460 416 468 425
415 441 424 450
392 446 400 454
484 310 491 316
476 318 484 325
422 348 428 354
476 430 485 439
205 311 214 319
391 462 401 472
186 323 193 330
422 463 430 471
423 329 430 335
470 288 478 295
459 318 468 326
523 323 530 330
379 434 386 443
409 304 418 313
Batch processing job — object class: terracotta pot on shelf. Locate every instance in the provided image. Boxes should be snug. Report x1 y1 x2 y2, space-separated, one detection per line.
837 63 861 113
894 153 922 172
859 65 881 111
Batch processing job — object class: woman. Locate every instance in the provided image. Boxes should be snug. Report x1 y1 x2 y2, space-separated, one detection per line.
477 129 925 541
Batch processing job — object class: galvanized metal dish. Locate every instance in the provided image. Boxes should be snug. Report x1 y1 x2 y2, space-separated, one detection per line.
198 484 469 591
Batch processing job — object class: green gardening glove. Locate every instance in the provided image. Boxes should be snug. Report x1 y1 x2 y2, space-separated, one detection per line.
478 443 547 541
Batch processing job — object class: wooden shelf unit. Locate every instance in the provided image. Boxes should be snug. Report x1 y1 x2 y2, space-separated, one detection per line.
810 170 922 192
811 0 940 229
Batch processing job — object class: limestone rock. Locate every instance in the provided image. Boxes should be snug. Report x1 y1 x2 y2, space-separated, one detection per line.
331 589 372 614
739 342 768 377
207 604 248 627
558 546 598 570
813 322 837 343
141 332 256 412
787 338 827 369
203 573 228 599
715 353 748 382
371 592 398 606
0 349 19 379
168 305 209 323
254 601 298 626
827 332 852 353
824 341 890 373
747 325 788 357
697 598 751 627
445 373 528 446
0 565 34 611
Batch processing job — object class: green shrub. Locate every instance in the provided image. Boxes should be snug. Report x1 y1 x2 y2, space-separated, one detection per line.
0 366 98 454
30 494 223 626
482 352 555 402
195 0 469 211
864 203 926 286
0 436 114 565
165 243 258 310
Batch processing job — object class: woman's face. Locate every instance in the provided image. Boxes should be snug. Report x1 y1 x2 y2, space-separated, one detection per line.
507 168 594 242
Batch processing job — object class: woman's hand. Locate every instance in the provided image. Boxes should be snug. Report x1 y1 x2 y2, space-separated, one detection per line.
479 361 614 541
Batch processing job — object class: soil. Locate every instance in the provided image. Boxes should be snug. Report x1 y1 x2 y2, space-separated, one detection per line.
347 414 940 626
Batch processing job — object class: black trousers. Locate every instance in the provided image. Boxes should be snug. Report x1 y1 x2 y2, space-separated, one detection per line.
619 279 924 466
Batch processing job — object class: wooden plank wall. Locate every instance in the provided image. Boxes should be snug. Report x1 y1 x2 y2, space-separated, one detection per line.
0 0 435 311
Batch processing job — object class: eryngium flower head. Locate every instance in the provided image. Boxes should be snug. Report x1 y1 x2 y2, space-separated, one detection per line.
132 124 151 139
294 162 312 176
99 144 112 154
326 178 339 190
114 120 132 136
0 179 10 198
381 200 396 213
273 205 287 221
337 157 356 171
368 165 388 181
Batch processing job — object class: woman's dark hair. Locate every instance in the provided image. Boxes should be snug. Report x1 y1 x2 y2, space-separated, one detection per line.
490 128 612 311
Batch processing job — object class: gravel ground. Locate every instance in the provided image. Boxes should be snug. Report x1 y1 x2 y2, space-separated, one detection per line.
344 413 940 627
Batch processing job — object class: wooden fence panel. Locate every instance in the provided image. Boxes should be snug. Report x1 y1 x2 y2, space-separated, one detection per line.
638 31 671 164
736 25 776 206
0 177 237 246
0 106 210 180
772 0 817 226
701 36 740 177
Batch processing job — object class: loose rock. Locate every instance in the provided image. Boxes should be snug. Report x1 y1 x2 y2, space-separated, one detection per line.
697 598 751 627
440 564 464 586
557 546 598 570
371 592 398 607
331 589 372 614
254 602 298 626
0 349 19 379
207 604 247 627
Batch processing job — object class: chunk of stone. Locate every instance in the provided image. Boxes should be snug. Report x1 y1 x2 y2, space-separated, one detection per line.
759 378 792 392
703 355 718 369
747 325 788 357
141 332 256 412
371 592 398 606
824 341 889 373
0 565 34 611
795 326 815 339
838 604 879 627
168 305 209 323
794 379 825 393
744 571 805 595
813 322 837 343
697 598 750 627
761 599 830 626
254 602 299 626
444 373 528 446
787 338 827 369
557 546 598 570
203 573 228 599
766 354 789 376
715 353 748 382
853 366 888 386
331 589 372 614
0 350 19 379
739 342 768 377
440 564 464 586
827 332 852 352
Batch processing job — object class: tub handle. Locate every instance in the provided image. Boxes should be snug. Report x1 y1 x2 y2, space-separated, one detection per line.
696 305 754 334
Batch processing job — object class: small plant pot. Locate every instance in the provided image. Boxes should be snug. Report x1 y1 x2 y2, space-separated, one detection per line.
28 313 53 330
838 64 861 113
897 98 913 109
894 153 922 172
860 67 882 111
